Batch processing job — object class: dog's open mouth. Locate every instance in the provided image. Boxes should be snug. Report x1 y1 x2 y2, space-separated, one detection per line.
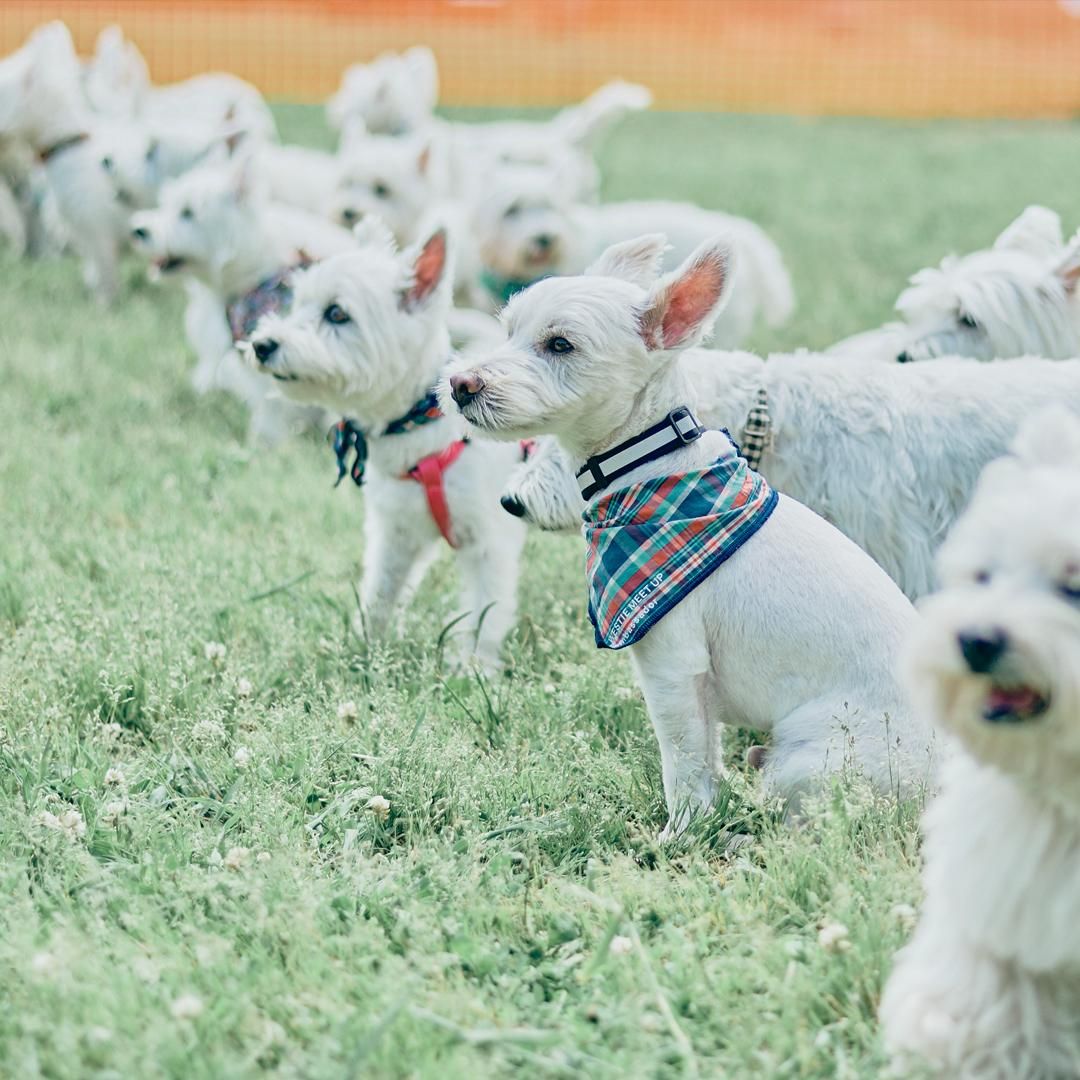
154 255 187 274
983 684 1049 724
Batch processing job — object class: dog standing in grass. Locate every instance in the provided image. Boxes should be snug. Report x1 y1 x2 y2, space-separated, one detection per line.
242 222 527 673
443 236 936 836
880 408 1080 1079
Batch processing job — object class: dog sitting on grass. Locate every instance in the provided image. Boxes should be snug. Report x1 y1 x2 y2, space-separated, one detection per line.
442 235 937 837
242 222 527 674
879 408 1080 1079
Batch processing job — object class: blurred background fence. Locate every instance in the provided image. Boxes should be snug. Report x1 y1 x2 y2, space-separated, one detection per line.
5 0 1080 117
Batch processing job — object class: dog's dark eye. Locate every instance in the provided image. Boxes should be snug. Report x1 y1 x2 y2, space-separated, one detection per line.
179 206 195 222
958 312 979 329
504 202 523 220
100 155 113 172
546 336 574 355
372 182 391 199
974 570 992 585
1060 583 1080 601
324 303 351 325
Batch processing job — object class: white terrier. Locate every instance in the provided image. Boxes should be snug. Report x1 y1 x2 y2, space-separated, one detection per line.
830 205 1078 364
879 408 1080 1079
471 174 794 340
443 236 936 834
129 155 355 444
241 223 527 672
497 239 1080 599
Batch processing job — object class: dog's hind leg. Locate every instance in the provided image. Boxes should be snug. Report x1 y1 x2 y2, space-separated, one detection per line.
630 623 721 840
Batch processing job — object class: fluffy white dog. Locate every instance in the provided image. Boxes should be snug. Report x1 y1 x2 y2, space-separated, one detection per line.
495 236 1080 600
830 205 1077 364
129 156 355 443
443 236 936 834
879 408 1080 1079
471 176 794 339
241 223 527 672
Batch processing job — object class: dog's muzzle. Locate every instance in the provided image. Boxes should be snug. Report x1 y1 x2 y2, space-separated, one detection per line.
500 494 527 518
449 372 485 408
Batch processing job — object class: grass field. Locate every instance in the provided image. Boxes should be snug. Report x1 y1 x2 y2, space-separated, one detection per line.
3 107 1080 1079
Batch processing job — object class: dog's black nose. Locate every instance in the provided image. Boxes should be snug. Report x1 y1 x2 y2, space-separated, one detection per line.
534 233 554 251
500 494 527 518
896 350 912 364
450 372 485 407
958 630 1008 674
252 338 279 364
131 226 149 242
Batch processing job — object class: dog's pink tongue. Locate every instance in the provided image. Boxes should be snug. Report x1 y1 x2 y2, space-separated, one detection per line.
987 686 1041 715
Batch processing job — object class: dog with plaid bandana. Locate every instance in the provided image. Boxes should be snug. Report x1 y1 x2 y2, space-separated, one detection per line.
443 235 937 836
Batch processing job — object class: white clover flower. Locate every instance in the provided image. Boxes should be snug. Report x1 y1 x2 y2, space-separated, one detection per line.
85 1026 112 1045
191 718 227 746
543 683 557 695
337 700 360 723
101 722 123 741
890 902 918 929
207 850 223 868
104 766 125 787
224 847 250 872
40 808 87 840
233 746 253 770
101 799 128 827
366 795 391 821
30 950 58 977
203 641 227 666
236 678 253 700
256 851 271 864
170 994 204 1020
609 935 633 957
817 922 851 953
614 686 636 701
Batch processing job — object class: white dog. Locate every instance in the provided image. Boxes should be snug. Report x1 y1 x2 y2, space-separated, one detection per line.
443 236 936 834
829 205 1077 364
497 239 1080 599
879 408 1080 1079
129 155 355 443
241 223 528 672
471 176 794 340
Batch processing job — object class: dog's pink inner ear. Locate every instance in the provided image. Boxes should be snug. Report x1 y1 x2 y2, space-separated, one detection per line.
642 251 727 349
402 230 447 309
1057 256 1080 295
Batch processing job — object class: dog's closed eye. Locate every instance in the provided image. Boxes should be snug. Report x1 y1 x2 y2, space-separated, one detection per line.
324 303 351 326
958 312 979 329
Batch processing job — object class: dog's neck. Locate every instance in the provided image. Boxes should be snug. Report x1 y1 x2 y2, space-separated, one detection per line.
212 217 303 299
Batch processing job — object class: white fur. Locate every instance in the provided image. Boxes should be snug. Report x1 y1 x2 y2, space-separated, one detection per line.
880 408 1080 1078
472 178 794 340
499 237 1080 599
240 225 527 673
829 206 1078 364
443 236 936 834
128 156 354 444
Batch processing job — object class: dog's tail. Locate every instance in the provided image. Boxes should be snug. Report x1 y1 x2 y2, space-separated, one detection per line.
737 224 796 329
552 81 653 149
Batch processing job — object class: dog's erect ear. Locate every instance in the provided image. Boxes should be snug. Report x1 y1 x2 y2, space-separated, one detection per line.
586 234 668 289
403 46 439 112
401 228 449 310
1054 231 1080 294
994 205 1064 258
229 154 261 204
637 239 732 351
417 139 432 177
1011 406 1080 469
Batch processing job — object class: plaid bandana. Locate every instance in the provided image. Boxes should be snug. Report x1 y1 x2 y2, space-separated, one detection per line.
226 255 312 343
330 390 445 487
584 437 778 650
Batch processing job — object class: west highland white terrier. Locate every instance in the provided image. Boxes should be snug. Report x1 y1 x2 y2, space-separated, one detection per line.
129 155 355 444
242 223 528 672
496 235 1080 599
443 236 936 835
829 205 1078 364
471 174 794 340
879 408 1080 1079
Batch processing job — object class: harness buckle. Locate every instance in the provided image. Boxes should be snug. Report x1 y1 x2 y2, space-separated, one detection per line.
667 406 703 445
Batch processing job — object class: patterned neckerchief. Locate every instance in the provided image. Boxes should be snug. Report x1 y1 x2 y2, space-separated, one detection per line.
226 254 312 343
330 391 445 487
584 435 778 650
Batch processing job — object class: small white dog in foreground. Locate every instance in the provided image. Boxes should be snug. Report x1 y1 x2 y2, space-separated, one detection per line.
242 224 527 672
443 237 936 834
879 408 1080 1079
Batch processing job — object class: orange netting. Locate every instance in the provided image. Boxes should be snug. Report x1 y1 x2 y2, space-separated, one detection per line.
4 0 1080 118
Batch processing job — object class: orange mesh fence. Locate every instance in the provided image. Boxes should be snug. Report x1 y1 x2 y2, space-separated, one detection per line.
5 0 1080 117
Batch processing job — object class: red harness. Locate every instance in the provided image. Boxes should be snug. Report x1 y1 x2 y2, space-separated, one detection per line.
403 438 537 549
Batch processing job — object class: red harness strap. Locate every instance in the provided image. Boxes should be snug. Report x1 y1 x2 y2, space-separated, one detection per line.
405 440 469 547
